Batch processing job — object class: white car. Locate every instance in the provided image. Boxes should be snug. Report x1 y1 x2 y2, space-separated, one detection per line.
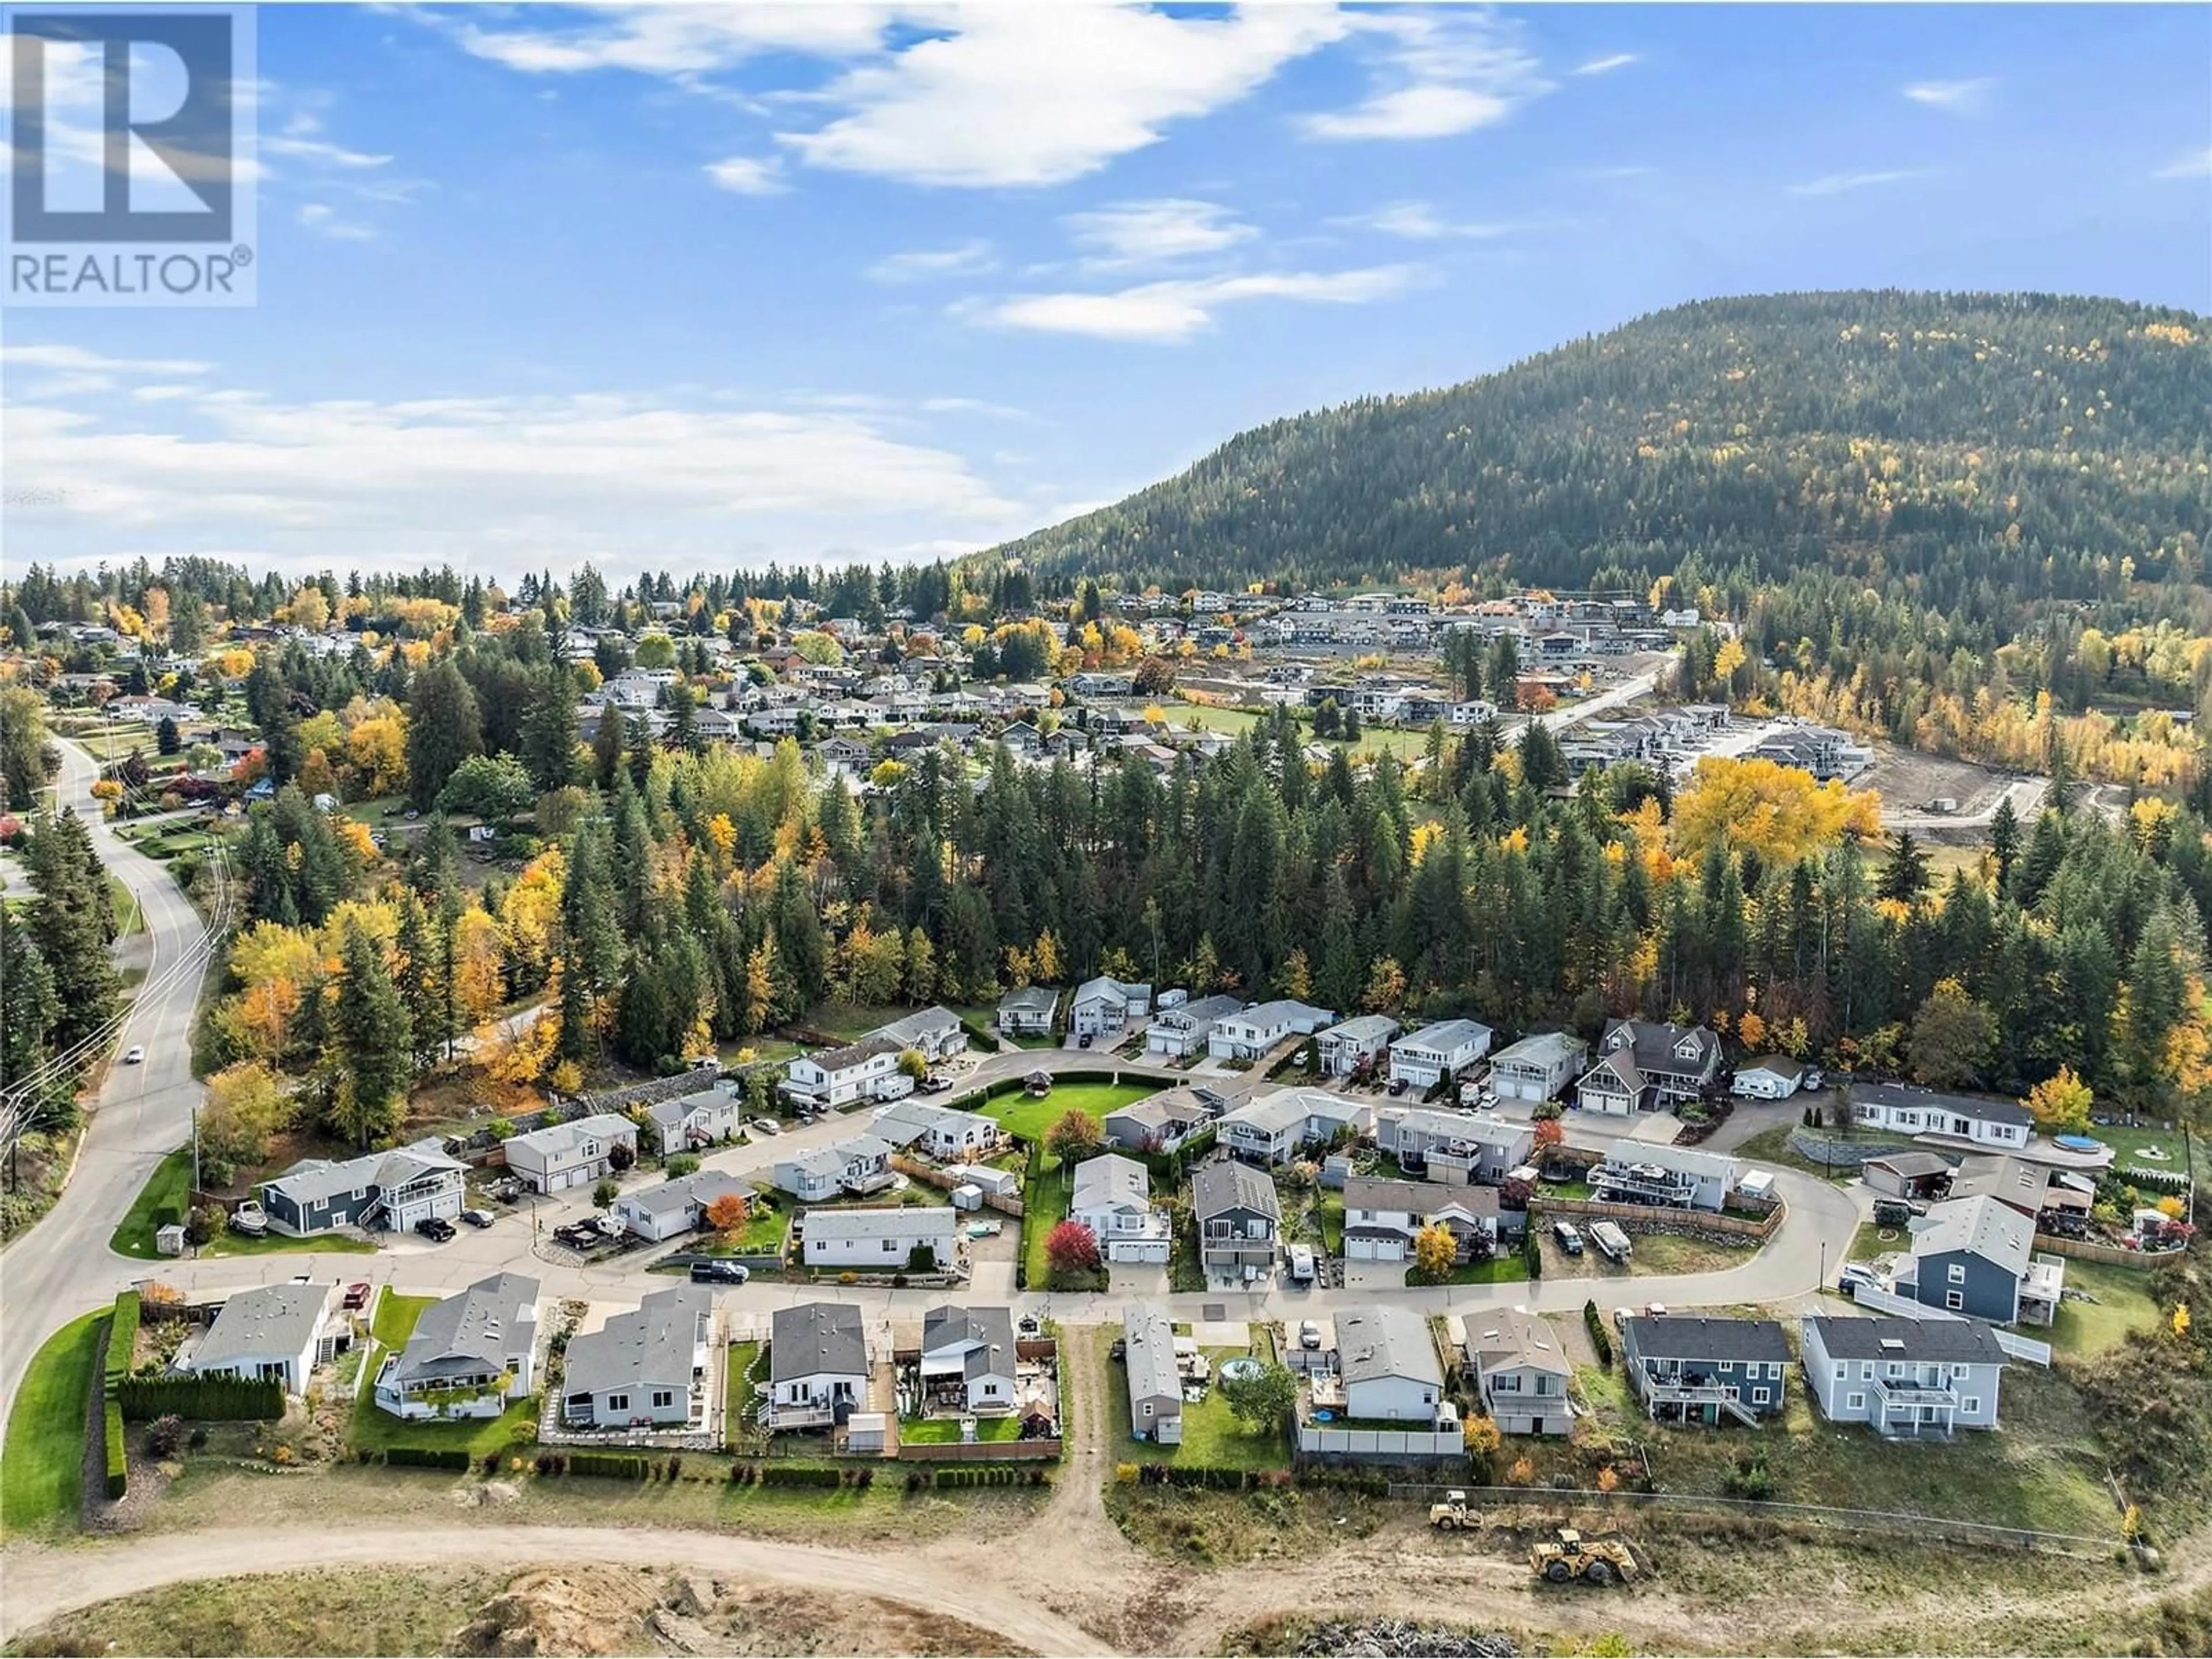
748 1117 781 1137
122 1046 145 1065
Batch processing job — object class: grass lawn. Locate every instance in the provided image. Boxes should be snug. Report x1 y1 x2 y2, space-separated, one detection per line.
2093 1123 2201 1188
1105 1342 1288 1471
1408 1254 1531 1286
980 1080 1156 1145
2046 1257 2161 1357
902 1413 1024 1443
109 1147 374 1259
1 1309 104 1538
1734 1122 1876 1181
371 1291 438 1350
725 1341 761 1437
1849 1217 1912 1264
804 1004 918 1041
207 1228 375 1259
107 873 143 937
348 1293 538 1457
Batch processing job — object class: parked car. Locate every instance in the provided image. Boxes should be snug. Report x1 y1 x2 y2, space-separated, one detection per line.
489 1176 522 1203
1108 1336 1127 1361
460 1207 495 1229
122 1046 145 1065
341 1281 372 1310
1836 1262 1883 1300
689 1259 749 1285
1388 1078 1408 1097
748 1118 781 1137
415 1216 456 1243
1298 1319 1323 1350
1551 1220 1585 1256
1077 1033 1093 1048
919 1074 953 1093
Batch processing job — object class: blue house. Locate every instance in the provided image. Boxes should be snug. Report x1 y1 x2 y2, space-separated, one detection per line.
1620 1316 1789 1426
257 1138 467 1237
1895 1194 2062 1325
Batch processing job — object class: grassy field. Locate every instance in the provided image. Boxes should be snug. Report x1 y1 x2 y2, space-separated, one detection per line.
980 1080 1155 1145
110 1148 374 1259
2093 1122 2201 1188
107 873 142 937
1162 699 1431 758
725 1340 760 1439
1 1309 104 1538
1104 1339 1289 1471
902 1413 1023 1443
346 1291 537 1459
2046 1256 2161 1357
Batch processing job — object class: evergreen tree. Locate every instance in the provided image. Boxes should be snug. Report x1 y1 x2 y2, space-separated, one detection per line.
24 810 122 1055
1878 831 1931 905
404 658 484 809
591 704 624 791
1988 795 2021 891
328 920 410 1148
521 663 579 791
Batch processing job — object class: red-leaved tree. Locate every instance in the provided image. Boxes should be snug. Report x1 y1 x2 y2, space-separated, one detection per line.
1044 1219 1102 1283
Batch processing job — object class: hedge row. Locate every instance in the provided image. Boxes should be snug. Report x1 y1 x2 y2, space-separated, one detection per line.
104 1290 141 1401
568 1451 652 1479
384 1445 471 1471
911 1463 1040 1488
118 1373 283 1423
103 1399 128 1499
1584 1300 1613 1368
1133 1463 1279 1490
956 1017 1001 1054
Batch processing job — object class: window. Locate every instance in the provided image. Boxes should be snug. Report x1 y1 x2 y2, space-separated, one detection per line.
1846 1392 1865 1410
1947 1263 1967 1284
1752 1387 1770 1406
607 1393 628 1412
652 1390 673 1409
1952 1364 1971 1380
884 1238 897 1252
1962 1396 1981 1413
1833 1362 1847 1380
982 1382 997 1396
1141 1402 1152 1418
1944 1290 1964 1312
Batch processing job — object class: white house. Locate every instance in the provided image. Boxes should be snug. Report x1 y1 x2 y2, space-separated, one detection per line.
1070 1153 1172 1263
1144 993 1243 1060
773 1134 896 1203
1731 1057 1805 1101
374 1273 541 1421
1207 999 1337 1061
1800 1316 2008 1438
997 985 1059 1037
765 1301 869 1430
502 1113 639 1195
1316 1014 1397 1078
1487 1032 1588 1104
1070 976 1153 1037
1123 1300 1183 1444
560 1286 712 1431
1388 1020 1494 1089
1102 1089 1214 1154
1333 1305 1448 1424
1465 1308 1572 1435
643 1083 741 1158
611 1169 751 1243
1373 1108 1534 1186
1851 1083 2033 1152
782 1036 908 1112
1216 1087 1372 1165
1340 1177 1499 1262
919 1305 1019 1413
1589 1141 1739 1213
876 1006 969 1063
800 1204 959 1271
186 1282 341 1396
872 1100 1003 1162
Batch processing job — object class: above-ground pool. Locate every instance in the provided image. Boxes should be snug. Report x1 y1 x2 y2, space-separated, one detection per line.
1217 1357 1263 1383
2054 1134 2105 1153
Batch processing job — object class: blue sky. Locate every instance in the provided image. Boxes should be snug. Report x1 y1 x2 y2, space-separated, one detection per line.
7 2 2209 587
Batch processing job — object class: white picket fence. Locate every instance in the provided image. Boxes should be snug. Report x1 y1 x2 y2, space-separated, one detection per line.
1842 1284 2051 1367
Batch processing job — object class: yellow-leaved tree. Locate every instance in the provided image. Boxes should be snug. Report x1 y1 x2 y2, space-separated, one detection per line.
2022 1065 2093 1135
1670 756 1882 864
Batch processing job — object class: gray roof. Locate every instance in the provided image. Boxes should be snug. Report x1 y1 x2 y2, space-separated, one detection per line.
872 1099 996 1146
1343 1176 1479 1217
621 1168 747 1219
778 1145 846 1183
998 985 1059 1015
508 1112 637 1162
771 1301 868 1382
921 1304 1016 1381
1122 1300 1181 1406
1320 1014 1398 1044
195 1283 332 1371
392 1273 539 1387
647 1085 737 1130
805 1033 904 1072
1073 975 1149 1007
1946 1155 2051 1209
1191 1159 1281 1224
1909 1194 2035 1275
1803 1315 2007 1365
1600 1017 1721 1079
1157 993 1243 1027
1392 1019 1493 1055
1855 1081 2033 1128
1624 1315 1788 1364
1335 1305 1444 1390
1864 1150 1955 1180
1736 1055 1805 1081
1220 998 1329 1031
1073 1152 1150 1214
263 1137 463 1207
1492 1031 1586 1069
565 1286 711 1397
1467 1308 1571 1377
877 1006 962 1049
802 1205 957 1241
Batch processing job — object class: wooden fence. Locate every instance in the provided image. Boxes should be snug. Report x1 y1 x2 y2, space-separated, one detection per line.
1528 1195 1784 1239
895 1436 1062 1463
892 1154 1024 1217
2031 1232 2180 1268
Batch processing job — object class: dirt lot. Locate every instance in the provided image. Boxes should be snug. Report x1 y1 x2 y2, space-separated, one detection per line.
1855 743 2014 824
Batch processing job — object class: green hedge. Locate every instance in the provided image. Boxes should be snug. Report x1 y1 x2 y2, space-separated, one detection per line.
104 1290 141 1400
956 1017 1000 1054
1583 1299 1613 1368
568 1451 650 1480
384 1446 470 1471
103 1399 128 1499
1136 1463 1262 1490
117 1373 283 1422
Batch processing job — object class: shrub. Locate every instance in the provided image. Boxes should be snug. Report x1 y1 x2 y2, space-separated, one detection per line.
105 1291 142 1400
146 1414 186 1457
103 1399 128 1499
118 1373 283 1422
667 1154 701 1179
1584 1300 1613 1368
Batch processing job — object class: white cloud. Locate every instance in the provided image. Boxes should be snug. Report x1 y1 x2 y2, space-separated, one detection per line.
703 154 788 195
1 344 211 378
782 6 1349 187
1300 10 1549 142
451 5 904 78
1788 169 1931 197
1336 200 1528 240
977 265 1421 344
265 112 391 169
2153 145 2212 180
866 240 998 283
1573 54 1639 77
1063 199 1256 267
297 202 376 241
4 382 1025 575
1903 77 1993 115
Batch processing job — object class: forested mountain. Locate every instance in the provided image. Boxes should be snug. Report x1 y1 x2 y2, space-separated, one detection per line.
981 290 2212 615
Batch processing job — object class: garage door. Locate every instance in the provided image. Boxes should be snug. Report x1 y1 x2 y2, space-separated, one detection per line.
1109 1240 1171 1264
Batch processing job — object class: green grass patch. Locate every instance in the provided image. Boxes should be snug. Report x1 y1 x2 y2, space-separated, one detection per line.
725 1341 761 1437
2 1309 105 1537
348 1294 537 1457
1734 1121 1878 1181
107 873 142 937
1106 1344 1289 1471
109 1146 192 1259
1407 1253 1531 1286
371 1292 437 1350
900 1413 1024 1443
205 1228 374 1259
2046 1257 2161 1357
981 1080 1156 1145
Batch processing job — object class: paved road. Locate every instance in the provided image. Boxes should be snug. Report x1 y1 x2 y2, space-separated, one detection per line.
0 741 217 1427
1509 669 1660 746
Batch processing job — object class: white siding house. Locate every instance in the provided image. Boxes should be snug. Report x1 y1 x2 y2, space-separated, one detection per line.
800 1205 958 1270
1800 1316 2008 1437
1070 1153 1172 1263
782 1036 908 1111
1206 1000 1336 1060
1487 1032 1588 1103
1387 1020 1494 1089
1316 1015 1397 1078
503 1113 639 1194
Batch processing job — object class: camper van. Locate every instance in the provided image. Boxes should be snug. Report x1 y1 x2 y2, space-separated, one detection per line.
1286 1244 1316 1285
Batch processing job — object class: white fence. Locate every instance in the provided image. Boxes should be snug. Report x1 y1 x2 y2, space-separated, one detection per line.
1296 1425 1463 1459
1842 1285 2051 1368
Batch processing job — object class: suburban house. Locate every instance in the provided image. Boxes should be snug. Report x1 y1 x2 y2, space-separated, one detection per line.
1192 1158 1282 1277
609 1169 751 1243
1947 1154 2094 1222
1577 1019 1724 1114
1373 1108 1534 1186
772 1134 896 1202
1800 1316 2009 1438
1069 976 1153 1037
876 1006 969 1063
1070 1153 1173 1263
764 1301 869 1430
1216 1088 1372 1165
1122 1300 1183 1444
1620 1316 1790 1426
256 1138 467 1237
1851 1083 2033 1152
997 985 1059 1037
185 1282 342 1395
560 1286 713 1430
1387 1020 1494 1089
918 1305 1019 1414
1464 1308 1572 1435
872 1099 1003 1162
1588 1141 1740 1213
1316 1014 1398 1078
1144 993 1244 1059
800 1204 959 1271
1206 999 1336 1061
1340 1177 1499 1263
1103 1089 1214 1154
502 1113 639 1194
1862 1150 1957 1202
1730 1057 1805 1101
1895 1194 2063 1325
1331 1305 1449 1424
642 1082 741 1158
782 1036 908 1112
1487 1032 1588 1103
373 1272 541 1421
